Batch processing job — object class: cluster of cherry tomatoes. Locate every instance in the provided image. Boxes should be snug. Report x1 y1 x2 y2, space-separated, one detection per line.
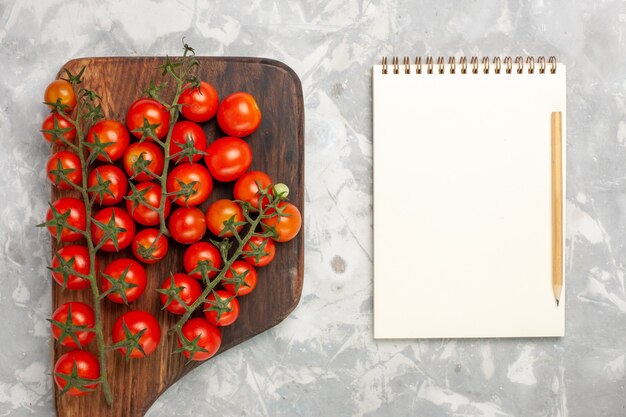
42 75 301 396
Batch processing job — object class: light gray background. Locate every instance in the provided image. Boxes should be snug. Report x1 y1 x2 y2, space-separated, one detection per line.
1 0 625 416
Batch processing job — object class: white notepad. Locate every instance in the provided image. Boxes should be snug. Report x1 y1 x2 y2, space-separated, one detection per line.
373 56 566 338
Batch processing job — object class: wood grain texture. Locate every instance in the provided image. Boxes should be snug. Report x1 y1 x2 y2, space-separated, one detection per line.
551 111 563 305
51 57 304 417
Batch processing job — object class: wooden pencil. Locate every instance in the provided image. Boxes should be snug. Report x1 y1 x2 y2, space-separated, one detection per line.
551 111 563 306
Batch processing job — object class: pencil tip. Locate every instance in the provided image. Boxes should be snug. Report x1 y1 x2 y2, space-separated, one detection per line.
556 299 560 307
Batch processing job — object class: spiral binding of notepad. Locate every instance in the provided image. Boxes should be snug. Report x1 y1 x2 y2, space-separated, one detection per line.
380 56 557 75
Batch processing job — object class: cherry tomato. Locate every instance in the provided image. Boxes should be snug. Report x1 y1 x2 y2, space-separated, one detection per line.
178 81 219 123
222 260 257 296
233 171 272 209
45 79 76 112
204 290 240 327
166 163 213 206
112 310 161 358
204 137 252 182
50 301 95 348
132 228 169 264
86 120 130 162
177 317 221 361
168 207 206 244
46 151 82 190
41 113 76 144
170 121 207 163
158 273 202 315
262 202 302 242
205 199 244 237
50 245 96 290
123 141 164 181
45 198 86 242
101 258 147 304
87 164 128 206
91 207 136 252
126 98 170 140
53 350 99 396
183 242 222 280
216 92 261 137
242 236 276 267
125 182 171 226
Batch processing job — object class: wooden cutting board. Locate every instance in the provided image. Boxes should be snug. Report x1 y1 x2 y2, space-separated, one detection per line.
50 57 304 417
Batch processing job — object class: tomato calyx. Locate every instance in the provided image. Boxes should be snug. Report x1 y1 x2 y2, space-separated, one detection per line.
222 267 251 294
169 178 200 205
156 273 191 313
91 211 127 251
37 202 80 242
241 238 272 265
61 66 86 86
44 97 73 114
48 254 79 289
203 290 236 322
47 304 94 349
131 117 162 143
218 214 248 238
109 320 148 359
171 137 207 163
84 133 114 163
54 359 101 396
189 259 220 285
41 115 75 147
124 183 153 215
174 333 210 363
144 80 168 102
100 266 138 305
134 239 162 262
129 152 157 180
87 170 115 203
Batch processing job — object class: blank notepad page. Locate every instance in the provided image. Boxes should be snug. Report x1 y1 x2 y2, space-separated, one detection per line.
373 58 566 338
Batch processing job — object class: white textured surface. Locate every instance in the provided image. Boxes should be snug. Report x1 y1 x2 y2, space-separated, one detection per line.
0 0 625 416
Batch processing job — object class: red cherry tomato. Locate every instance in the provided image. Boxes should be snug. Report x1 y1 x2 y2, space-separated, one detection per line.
216 92 262 137
46 151 82 190
170 121 207 163
168 207 206 244
132 228 169 264
242 236 276 267
178 317 221 361
166 163 213 206
233 171 272 209
204 137 252 182
158 273 202 315
45 79 76 112
101 258 147 304
222 260 258 296
45 198 86 242
86 120 130 162
87 164 128 206
205 199 244 237
50 302 95 348
183 242 222 280
126 98 170 140
125 182 171 226
50 245 96 290
112 310 161 358
178 81 219 123
123 141 164 181
262 202 302 242
41 113 76 144
204 290 240 327
53 350 99 396
91 207 136 252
